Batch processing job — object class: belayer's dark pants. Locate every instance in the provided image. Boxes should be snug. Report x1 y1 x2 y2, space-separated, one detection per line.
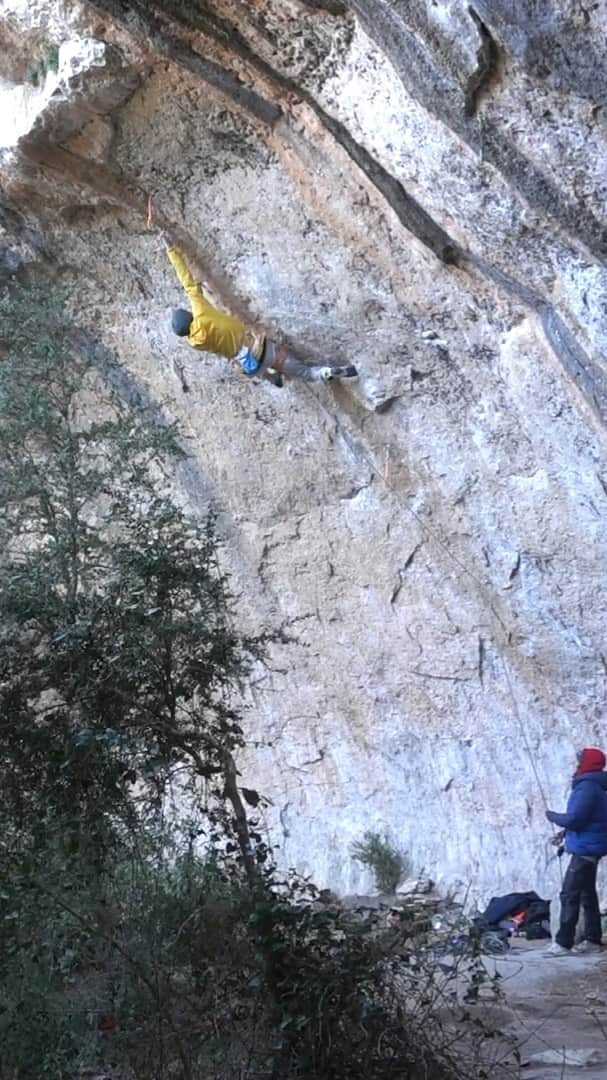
556 854 602 949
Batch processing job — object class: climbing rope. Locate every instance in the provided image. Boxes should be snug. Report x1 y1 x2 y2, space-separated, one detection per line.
501 654 564 886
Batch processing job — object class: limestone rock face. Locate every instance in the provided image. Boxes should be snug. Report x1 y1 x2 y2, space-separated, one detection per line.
1 0 606 903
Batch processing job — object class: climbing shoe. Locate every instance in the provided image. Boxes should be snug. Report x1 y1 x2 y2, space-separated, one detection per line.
266 368 284 388
319 364 359 383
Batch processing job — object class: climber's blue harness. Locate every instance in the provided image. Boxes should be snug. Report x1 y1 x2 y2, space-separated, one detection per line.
236 345 261 375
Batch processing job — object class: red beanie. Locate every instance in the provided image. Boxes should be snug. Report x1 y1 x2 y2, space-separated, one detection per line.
576 747 606 775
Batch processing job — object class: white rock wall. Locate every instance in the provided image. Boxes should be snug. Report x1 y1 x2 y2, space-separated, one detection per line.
1 0 606 907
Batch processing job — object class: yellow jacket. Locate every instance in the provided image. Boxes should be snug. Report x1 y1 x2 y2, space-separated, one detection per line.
167 247 264 360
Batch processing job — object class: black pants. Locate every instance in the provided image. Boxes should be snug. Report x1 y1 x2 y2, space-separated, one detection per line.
556 854 602 949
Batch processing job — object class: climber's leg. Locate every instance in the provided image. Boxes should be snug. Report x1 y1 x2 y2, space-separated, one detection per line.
262 341 358 384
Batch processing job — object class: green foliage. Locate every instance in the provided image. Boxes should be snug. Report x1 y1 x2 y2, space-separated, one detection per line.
0 283 257 870
351 830 409 893
251 881 432 1079
24 42 60 86
45 44 60 72
0 830 500 1080
0 823 244 1080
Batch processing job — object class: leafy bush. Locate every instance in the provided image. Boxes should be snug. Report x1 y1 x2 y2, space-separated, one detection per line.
0 837 502 1080
24 43 60 87
351 831 409 893
0 282 260 881
0 827 250 1080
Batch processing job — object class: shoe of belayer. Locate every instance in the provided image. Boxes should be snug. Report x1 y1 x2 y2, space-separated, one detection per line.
572 940 602 954
543 942 573 957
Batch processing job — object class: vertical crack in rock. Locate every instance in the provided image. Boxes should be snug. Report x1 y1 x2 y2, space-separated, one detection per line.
349 0 607 266
472 0 607 106
389 543 422 606
539 307 607 423
465 6 501 116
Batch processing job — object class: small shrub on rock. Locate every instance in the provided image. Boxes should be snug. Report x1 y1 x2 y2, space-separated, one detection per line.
351 830 409 893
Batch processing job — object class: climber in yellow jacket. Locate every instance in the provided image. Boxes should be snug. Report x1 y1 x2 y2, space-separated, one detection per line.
164 236 358 387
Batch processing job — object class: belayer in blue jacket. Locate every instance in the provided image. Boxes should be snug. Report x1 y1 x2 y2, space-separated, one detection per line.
545 747 607 955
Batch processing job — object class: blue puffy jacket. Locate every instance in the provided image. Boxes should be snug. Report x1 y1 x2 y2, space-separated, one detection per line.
547 771 607 856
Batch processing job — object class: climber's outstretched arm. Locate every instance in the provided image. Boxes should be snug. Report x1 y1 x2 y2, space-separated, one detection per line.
162 235 208 318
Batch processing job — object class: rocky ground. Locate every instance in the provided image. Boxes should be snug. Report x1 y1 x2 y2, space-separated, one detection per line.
341 882 607 1079
491 942 607 1080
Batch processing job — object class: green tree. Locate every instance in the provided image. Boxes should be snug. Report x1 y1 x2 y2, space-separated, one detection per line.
0 283 259 879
